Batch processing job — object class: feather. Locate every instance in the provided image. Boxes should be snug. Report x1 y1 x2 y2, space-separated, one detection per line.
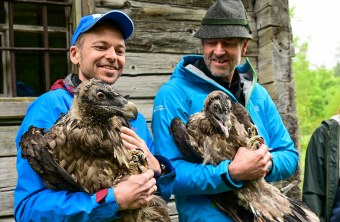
20 78 170 222
170 90 319 222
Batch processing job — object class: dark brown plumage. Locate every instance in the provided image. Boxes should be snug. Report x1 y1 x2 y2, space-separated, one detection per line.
170 90 319 222
20 78 170 222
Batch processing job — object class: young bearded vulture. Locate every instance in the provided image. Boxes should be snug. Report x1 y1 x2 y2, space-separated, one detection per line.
20 78 170 222
170 90 319 222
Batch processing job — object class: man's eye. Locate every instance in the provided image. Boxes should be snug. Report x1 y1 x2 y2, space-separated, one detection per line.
205 40 216 45
116 49 125 55
94 46 106 50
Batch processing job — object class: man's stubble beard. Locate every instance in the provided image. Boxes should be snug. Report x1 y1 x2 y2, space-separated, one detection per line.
204 56 239 79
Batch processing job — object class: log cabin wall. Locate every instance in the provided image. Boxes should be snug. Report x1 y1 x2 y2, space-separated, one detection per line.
0 0 298 221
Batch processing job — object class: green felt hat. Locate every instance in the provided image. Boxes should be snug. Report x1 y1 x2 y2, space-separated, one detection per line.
194 0 252 39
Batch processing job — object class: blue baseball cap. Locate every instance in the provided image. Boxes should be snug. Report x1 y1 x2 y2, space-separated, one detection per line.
71 10 134 46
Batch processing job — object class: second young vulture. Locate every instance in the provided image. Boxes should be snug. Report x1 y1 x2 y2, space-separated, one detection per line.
170 90 319 222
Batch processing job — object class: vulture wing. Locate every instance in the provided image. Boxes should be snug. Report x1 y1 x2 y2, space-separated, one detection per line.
169 117 203 163
20 125 84 192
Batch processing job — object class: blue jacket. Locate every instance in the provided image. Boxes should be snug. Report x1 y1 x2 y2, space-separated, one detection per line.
152 55 299 221
14 76 175 222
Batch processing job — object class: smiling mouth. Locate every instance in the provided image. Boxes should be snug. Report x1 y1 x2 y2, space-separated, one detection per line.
101 65 117 70
212 58 227 64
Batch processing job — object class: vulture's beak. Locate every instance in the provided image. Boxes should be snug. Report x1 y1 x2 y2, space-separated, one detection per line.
121 101 138 120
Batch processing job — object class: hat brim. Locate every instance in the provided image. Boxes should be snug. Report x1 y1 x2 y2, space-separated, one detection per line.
194 25 252 39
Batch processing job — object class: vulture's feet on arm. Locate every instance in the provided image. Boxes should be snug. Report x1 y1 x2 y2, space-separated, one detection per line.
130 148 148 173
246 136 264 150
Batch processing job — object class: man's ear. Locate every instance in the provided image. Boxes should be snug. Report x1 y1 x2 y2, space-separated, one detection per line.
70 46 79 65
241 40 250 56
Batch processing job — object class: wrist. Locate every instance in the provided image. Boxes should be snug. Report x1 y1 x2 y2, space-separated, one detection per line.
228 161 240 181
155 161 166 179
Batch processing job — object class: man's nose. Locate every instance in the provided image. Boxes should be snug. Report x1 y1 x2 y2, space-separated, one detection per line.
214 42 226 56
106 48 117 60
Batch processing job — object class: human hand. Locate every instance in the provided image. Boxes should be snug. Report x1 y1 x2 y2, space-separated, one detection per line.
120 127 161 177
114 169 157 211
228 144 272 181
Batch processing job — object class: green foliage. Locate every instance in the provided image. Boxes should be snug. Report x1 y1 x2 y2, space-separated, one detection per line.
334 62 340 77
294 38 340 155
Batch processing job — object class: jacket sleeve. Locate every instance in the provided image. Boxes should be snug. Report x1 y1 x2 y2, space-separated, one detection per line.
152 84 242 196
14 91 121 222
302 124 327 220
250 85 299 182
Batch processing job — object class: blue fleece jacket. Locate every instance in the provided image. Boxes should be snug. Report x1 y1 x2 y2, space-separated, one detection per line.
14 79 175 222
151 55 298 221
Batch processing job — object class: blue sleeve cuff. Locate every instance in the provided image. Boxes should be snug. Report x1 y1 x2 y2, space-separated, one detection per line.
154 154 175 177
154 154 176 202
90 188 121 220
221 160 243 189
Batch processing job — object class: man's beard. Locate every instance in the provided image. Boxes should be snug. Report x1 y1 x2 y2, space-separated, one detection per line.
204 56 239 78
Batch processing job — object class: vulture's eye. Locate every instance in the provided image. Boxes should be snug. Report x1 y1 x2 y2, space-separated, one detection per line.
96 91 106 100
213 104 220 112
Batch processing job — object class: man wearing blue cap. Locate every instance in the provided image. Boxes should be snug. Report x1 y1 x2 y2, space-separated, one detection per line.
14 10 175 221
152 0 298 221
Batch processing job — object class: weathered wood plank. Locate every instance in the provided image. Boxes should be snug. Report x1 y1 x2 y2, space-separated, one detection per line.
95 0 254 12
115 75 170 98
167 199 178 216
0 126 18 157
94 1 258 54
258 26 292 48
0 189 14 217
254 0 288 12
261 81 296 114
0 98 33 118
0 157 17 189
126 48 257 72
0 216 15 222
95 0 214 10
125 53 183 75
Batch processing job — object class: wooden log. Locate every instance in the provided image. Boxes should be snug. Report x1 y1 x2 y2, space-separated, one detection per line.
257 41 292 84
254 0 288 13
255 1 290 30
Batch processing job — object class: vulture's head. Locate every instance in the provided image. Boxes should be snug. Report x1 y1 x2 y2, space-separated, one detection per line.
72 78 138 121
204 91 233 137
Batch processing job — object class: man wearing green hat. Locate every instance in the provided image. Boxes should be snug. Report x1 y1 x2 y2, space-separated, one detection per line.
152 0 298 221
